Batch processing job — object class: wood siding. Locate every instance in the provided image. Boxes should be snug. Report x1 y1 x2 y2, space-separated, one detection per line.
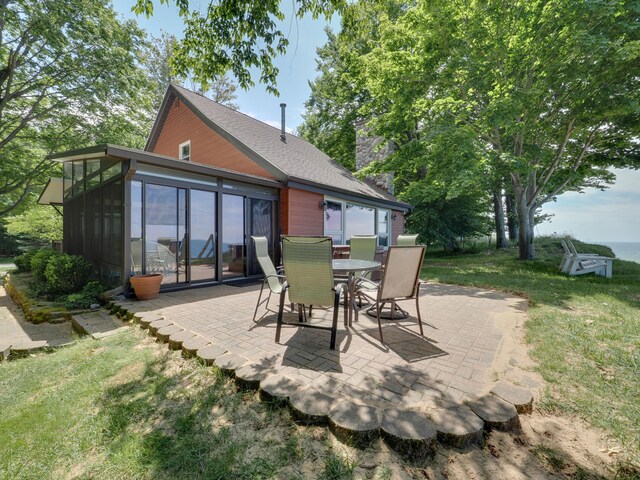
392 210 405 244
150 97 276 179
281 188 324 236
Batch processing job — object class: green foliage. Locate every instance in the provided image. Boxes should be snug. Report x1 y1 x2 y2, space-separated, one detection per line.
357 0 639 258
0 0 156 216
13 249 38 273
30 249 61 283
63 281 103 310
44 254 94 295
5 206 62 243
404 189 492 251
134 0 344 95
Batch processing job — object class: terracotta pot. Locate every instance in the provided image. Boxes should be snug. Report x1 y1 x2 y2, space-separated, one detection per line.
130 274 163 300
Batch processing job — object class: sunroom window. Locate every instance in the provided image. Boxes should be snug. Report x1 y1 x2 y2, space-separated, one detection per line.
323 197 391 246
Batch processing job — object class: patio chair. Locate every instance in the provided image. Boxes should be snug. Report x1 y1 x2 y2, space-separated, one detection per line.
397 234 419 246
355 245 427 343
276 236 346 350
251 236 285 323
566 238 612 278
347 235 378 305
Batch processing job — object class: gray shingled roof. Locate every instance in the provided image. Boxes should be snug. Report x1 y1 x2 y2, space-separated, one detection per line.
147 84 406 208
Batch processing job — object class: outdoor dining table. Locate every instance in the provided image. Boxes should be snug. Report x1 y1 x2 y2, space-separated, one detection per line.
332 259 381 327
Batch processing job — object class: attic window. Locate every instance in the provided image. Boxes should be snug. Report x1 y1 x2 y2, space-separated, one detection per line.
179 140 191 161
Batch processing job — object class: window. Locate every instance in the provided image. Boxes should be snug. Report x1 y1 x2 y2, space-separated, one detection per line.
323 197 391 246
179 140 191 161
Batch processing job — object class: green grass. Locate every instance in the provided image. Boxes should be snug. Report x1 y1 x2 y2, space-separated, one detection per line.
423 236 640 466
0 330 326 480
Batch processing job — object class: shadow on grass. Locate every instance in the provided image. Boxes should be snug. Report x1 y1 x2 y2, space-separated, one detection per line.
96 352 301 479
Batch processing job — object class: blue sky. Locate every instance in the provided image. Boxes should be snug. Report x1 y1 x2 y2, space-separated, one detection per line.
114 1 639 244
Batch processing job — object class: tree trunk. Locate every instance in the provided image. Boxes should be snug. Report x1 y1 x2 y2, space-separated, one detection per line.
516 201 536 259
505 193 518 241
493 191 508 249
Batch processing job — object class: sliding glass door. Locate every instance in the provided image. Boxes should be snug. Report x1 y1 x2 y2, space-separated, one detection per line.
190 189 217 282
248 198 274 275
130 179 275 286
222 194 245 279
144 184 187 285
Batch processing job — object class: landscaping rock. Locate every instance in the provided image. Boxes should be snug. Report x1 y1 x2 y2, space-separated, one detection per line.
147 318 173 335
329 401 381 447
430 405 485 448
289 389 334 425
491 381 534 414
260 374 301 403
467 395 520 432
156 324 183 343
235 362 272 390
71 311 127 339
136 314 164 329
168 330 197 350
0 343 11 361
196 344 227 365
182 336 210 357
380 409 437 460
214 353 247 375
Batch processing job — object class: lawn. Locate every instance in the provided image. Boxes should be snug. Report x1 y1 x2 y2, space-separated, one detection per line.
422 236 640 468
0 329 370 480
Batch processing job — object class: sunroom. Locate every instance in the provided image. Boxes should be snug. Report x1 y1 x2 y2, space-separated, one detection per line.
46 144 281 290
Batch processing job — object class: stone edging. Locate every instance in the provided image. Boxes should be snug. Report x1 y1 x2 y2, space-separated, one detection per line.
109 299 535 457
3 274 88 324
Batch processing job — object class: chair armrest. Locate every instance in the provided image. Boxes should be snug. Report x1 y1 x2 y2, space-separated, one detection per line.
265 274 286 281
354 277 379 291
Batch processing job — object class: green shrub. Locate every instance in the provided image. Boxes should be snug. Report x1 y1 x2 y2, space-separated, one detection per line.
14 249 38 272
63 281 103 309
30 249 60 283
44 254 94 294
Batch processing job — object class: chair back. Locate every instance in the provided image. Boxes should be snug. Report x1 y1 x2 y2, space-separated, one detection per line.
349 235 377 261
560 239 571 255
397 234 419 246
380 246 426 300
566 239 579 256
252 236 280 293
282 236 335 306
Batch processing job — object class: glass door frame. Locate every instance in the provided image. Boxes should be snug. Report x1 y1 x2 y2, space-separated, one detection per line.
126 174 278 289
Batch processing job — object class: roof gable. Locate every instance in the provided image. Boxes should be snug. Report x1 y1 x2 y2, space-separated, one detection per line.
146 84 408 209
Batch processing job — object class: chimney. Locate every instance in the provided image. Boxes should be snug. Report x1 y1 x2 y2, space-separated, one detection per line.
280 103 286 143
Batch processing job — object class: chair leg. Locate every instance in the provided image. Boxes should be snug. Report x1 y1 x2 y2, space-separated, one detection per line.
275 288 287 344
330 290 340 350
377 301 384 343
252 280 266 322
415 295 424 336
308 305 313 317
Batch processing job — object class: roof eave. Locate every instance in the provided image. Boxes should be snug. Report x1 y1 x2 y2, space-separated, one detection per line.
287 177 412 212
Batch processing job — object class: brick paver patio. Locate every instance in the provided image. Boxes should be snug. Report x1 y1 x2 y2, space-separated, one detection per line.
119 282 527 410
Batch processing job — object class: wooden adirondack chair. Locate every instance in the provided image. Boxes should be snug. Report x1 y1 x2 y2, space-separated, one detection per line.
563 239 613 278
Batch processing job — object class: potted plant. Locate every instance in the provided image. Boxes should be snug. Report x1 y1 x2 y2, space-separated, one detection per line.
130 273 163 300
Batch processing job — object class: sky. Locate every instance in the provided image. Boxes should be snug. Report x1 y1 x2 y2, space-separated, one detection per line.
114 1 639 244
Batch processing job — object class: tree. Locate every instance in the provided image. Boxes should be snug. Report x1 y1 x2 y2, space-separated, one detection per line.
5 203 62 243
134 0 344 95
145 31 240 109
0 0 156 215
357 0 639 259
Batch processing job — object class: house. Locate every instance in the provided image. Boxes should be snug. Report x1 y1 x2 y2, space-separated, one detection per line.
38 84 411 290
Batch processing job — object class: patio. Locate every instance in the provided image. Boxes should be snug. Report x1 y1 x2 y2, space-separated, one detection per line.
112 282 528 412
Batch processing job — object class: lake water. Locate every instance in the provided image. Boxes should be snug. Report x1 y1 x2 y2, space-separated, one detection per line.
596 242 640 263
